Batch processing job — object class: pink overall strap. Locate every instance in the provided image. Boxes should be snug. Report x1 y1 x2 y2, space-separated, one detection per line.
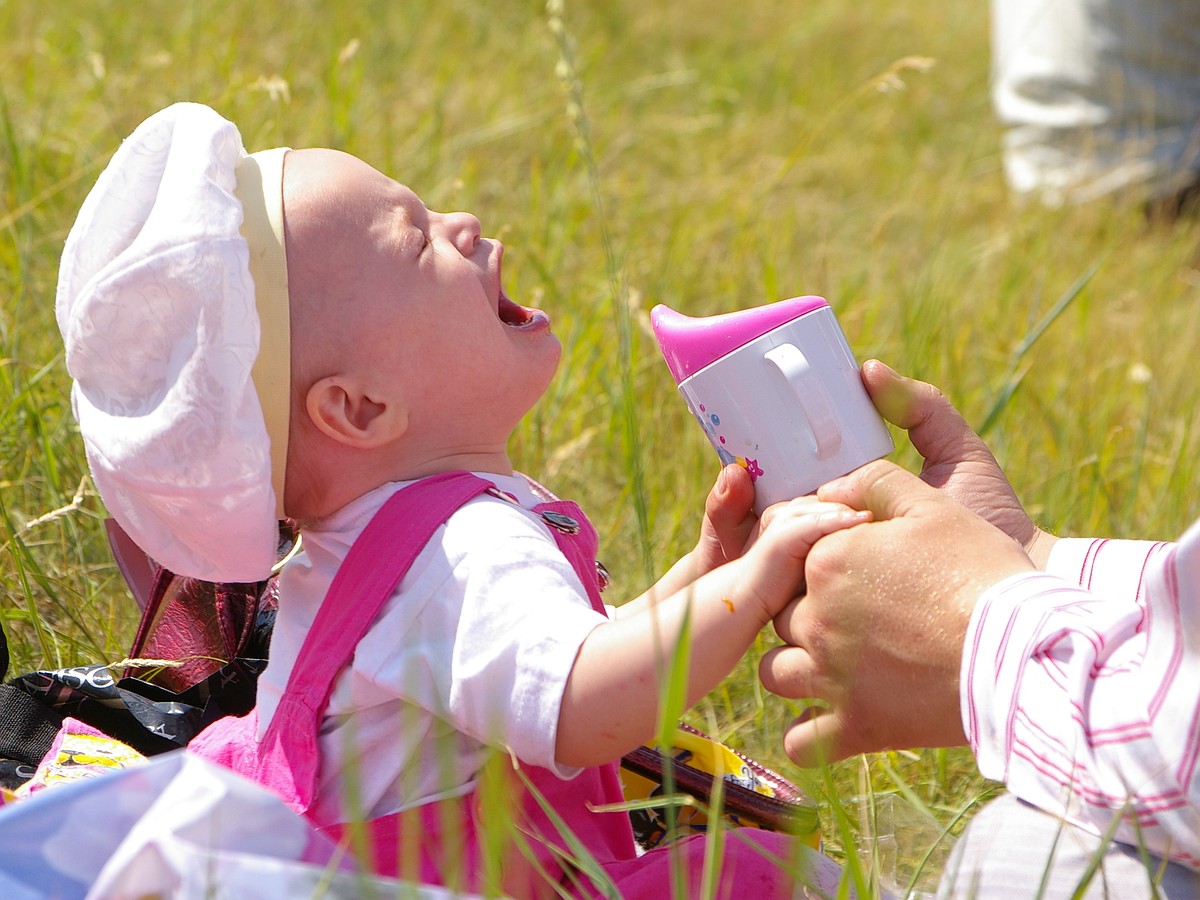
256 471 492 810
535 499 605 614
330 493 639 886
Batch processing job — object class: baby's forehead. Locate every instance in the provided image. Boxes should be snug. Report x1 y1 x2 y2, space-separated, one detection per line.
283 153 407 261
282 152 424 323
285 149 418 216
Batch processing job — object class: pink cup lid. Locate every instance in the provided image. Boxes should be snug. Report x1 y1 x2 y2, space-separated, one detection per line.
651 296 829 383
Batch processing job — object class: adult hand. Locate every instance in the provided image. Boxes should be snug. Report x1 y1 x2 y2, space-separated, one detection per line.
863 360 1056 567
759 459 1036 766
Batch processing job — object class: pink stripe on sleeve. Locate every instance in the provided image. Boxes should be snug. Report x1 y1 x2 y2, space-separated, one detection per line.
961 530 1200 870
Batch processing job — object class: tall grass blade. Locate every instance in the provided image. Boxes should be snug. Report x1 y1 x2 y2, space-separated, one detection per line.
977 256 1103 439
545 0 653 582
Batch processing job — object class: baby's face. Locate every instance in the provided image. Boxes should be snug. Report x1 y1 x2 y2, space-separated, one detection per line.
282 149 561 456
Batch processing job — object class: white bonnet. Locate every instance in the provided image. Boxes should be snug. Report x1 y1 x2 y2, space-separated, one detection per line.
55 102 291 582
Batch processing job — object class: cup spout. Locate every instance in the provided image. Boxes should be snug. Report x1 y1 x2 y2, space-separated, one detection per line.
650 296 829 384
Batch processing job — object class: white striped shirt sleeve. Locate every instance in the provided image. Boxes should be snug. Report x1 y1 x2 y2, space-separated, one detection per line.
962 520 1200 869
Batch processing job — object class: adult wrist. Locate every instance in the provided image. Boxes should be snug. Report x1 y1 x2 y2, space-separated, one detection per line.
1024 528 1059 570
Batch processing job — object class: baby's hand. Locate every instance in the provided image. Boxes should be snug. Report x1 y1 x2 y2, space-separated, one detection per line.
692 464 758 573
643 465 760 607
742 496 872 621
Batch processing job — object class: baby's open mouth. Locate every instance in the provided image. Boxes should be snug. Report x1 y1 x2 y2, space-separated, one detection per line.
498 289 541 327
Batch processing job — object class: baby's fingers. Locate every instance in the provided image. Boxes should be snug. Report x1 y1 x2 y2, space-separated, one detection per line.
747 501 870 615
763 497 872 559
699 464 757 562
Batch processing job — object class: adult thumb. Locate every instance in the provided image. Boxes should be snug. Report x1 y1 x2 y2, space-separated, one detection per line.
817 458 941 521
862 360 999 483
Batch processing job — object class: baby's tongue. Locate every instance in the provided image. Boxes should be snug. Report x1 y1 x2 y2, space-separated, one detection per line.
499 292 532 326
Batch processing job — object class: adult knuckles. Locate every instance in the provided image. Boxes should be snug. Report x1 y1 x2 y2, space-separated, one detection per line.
802 524 857 588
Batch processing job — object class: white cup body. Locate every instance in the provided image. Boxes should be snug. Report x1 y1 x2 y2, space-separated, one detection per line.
677 306 893 512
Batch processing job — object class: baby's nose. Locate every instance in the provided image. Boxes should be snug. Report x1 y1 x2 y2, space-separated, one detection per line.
434 211 482 255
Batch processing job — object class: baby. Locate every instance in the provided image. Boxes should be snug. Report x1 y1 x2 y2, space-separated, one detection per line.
57 103 866 897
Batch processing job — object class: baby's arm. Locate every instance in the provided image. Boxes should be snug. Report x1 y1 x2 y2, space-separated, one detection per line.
554 496 871 769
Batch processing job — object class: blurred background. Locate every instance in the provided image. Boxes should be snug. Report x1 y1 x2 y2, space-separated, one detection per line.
2 1 1197 892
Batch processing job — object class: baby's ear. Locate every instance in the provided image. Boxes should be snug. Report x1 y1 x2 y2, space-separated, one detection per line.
304 375 408 448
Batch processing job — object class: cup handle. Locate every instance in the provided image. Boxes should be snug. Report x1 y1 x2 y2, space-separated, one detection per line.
764 343 842 460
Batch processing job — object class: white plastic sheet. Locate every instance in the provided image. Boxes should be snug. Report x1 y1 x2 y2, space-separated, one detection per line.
0 751 474 899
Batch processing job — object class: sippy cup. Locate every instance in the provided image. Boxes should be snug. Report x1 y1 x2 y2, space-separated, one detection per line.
651 296 893 513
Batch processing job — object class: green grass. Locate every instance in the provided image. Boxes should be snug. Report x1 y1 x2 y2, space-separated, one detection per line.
3 0 1199 894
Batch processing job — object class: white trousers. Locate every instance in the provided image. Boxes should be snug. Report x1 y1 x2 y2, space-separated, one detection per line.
937 794 1199 898
992 0 1200 204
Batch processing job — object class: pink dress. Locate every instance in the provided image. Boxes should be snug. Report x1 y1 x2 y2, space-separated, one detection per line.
191 471 802 897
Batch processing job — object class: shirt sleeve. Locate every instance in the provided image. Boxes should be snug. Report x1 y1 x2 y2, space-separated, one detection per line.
447 516 606 776
961 520 1200 869
1045 535 1164 598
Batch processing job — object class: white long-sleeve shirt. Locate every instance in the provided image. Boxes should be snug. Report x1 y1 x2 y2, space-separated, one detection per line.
255 473 604 824
963 519 1200 869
